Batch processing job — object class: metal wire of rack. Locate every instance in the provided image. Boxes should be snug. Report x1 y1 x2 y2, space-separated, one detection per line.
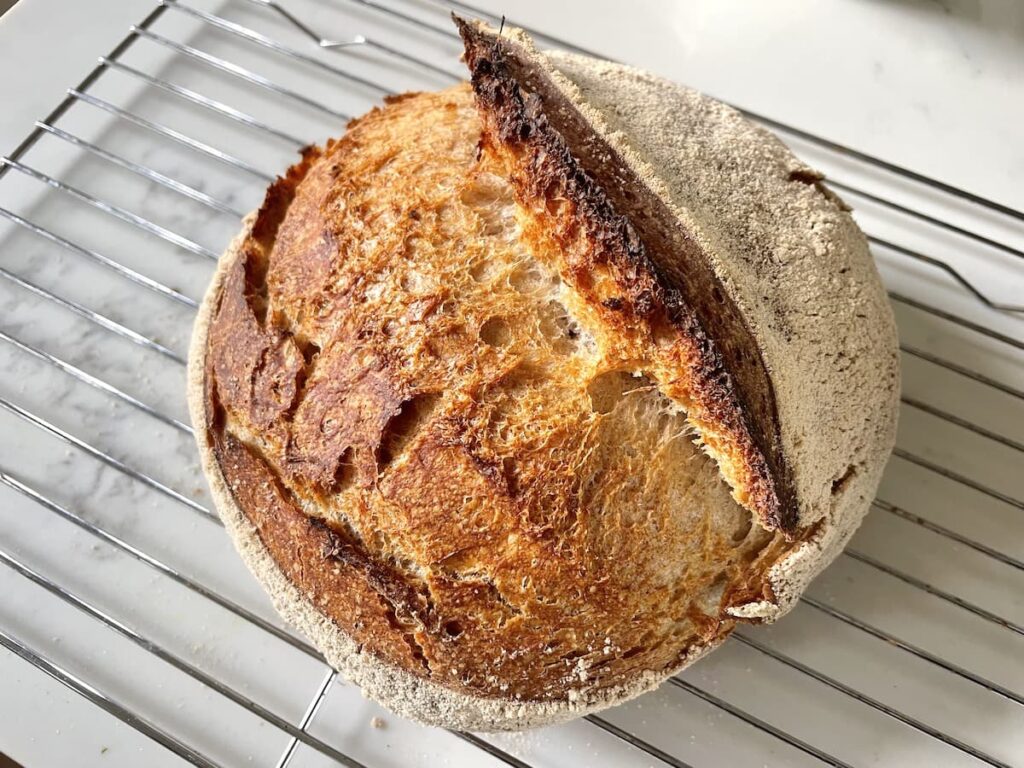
0 1 1020 766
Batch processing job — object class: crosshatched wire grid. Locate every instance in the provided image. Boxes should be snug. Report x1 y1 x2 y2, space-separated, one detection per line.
0 1 1021 766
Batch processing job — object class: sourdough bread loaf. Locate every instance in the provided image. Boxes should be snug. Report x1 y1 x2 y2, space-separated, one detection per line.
188 18 899 730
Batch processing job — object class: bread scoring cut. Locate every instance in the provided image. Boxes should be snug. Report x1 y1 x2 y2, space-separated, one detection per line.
188 19 899 730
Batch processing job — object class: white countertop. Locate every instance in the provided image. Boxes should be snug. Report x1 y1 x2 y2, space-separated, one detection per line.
4 0 1024 209
1 1 1022 767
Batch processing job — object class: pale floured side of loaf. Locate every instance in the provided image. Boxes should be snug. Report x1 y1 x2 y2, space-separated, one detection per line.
542 49 900 536
541 51 900 617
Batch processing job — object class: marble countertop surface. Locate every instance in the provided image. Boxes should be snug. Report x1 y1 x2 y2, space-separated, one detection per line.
0 1 1021 767
4 0 1024 209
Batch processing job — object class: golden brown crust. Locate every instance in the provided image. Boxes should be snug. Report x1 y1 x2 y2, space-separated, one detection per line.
198 83 795 705
191 226 742 731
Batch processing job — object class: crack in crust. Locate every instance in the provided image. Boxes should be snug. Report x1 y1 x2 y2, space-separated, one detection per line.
456 18 796 533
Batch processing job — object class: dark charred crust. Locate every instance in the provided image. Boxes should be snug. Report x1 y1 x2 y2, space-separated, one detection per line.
311 516 435 632
251 148 320 246
215 420 440 672
204 146 449 678
209 427 432 673
788 168 825 185
455 17 799 533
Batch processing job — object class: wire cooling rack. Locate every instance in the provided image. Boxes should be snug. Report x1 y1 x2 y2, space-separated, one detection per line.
0 1 1021 766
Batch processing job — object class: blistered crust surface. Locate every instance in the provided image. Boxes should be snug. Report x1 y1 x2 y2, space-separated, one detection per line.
458 20 801 535
194 85 802 709
188 224 730 730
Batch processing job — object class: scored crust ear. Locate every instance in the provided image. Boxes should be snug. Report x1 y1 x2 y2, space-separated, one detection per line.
454 16 801 535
